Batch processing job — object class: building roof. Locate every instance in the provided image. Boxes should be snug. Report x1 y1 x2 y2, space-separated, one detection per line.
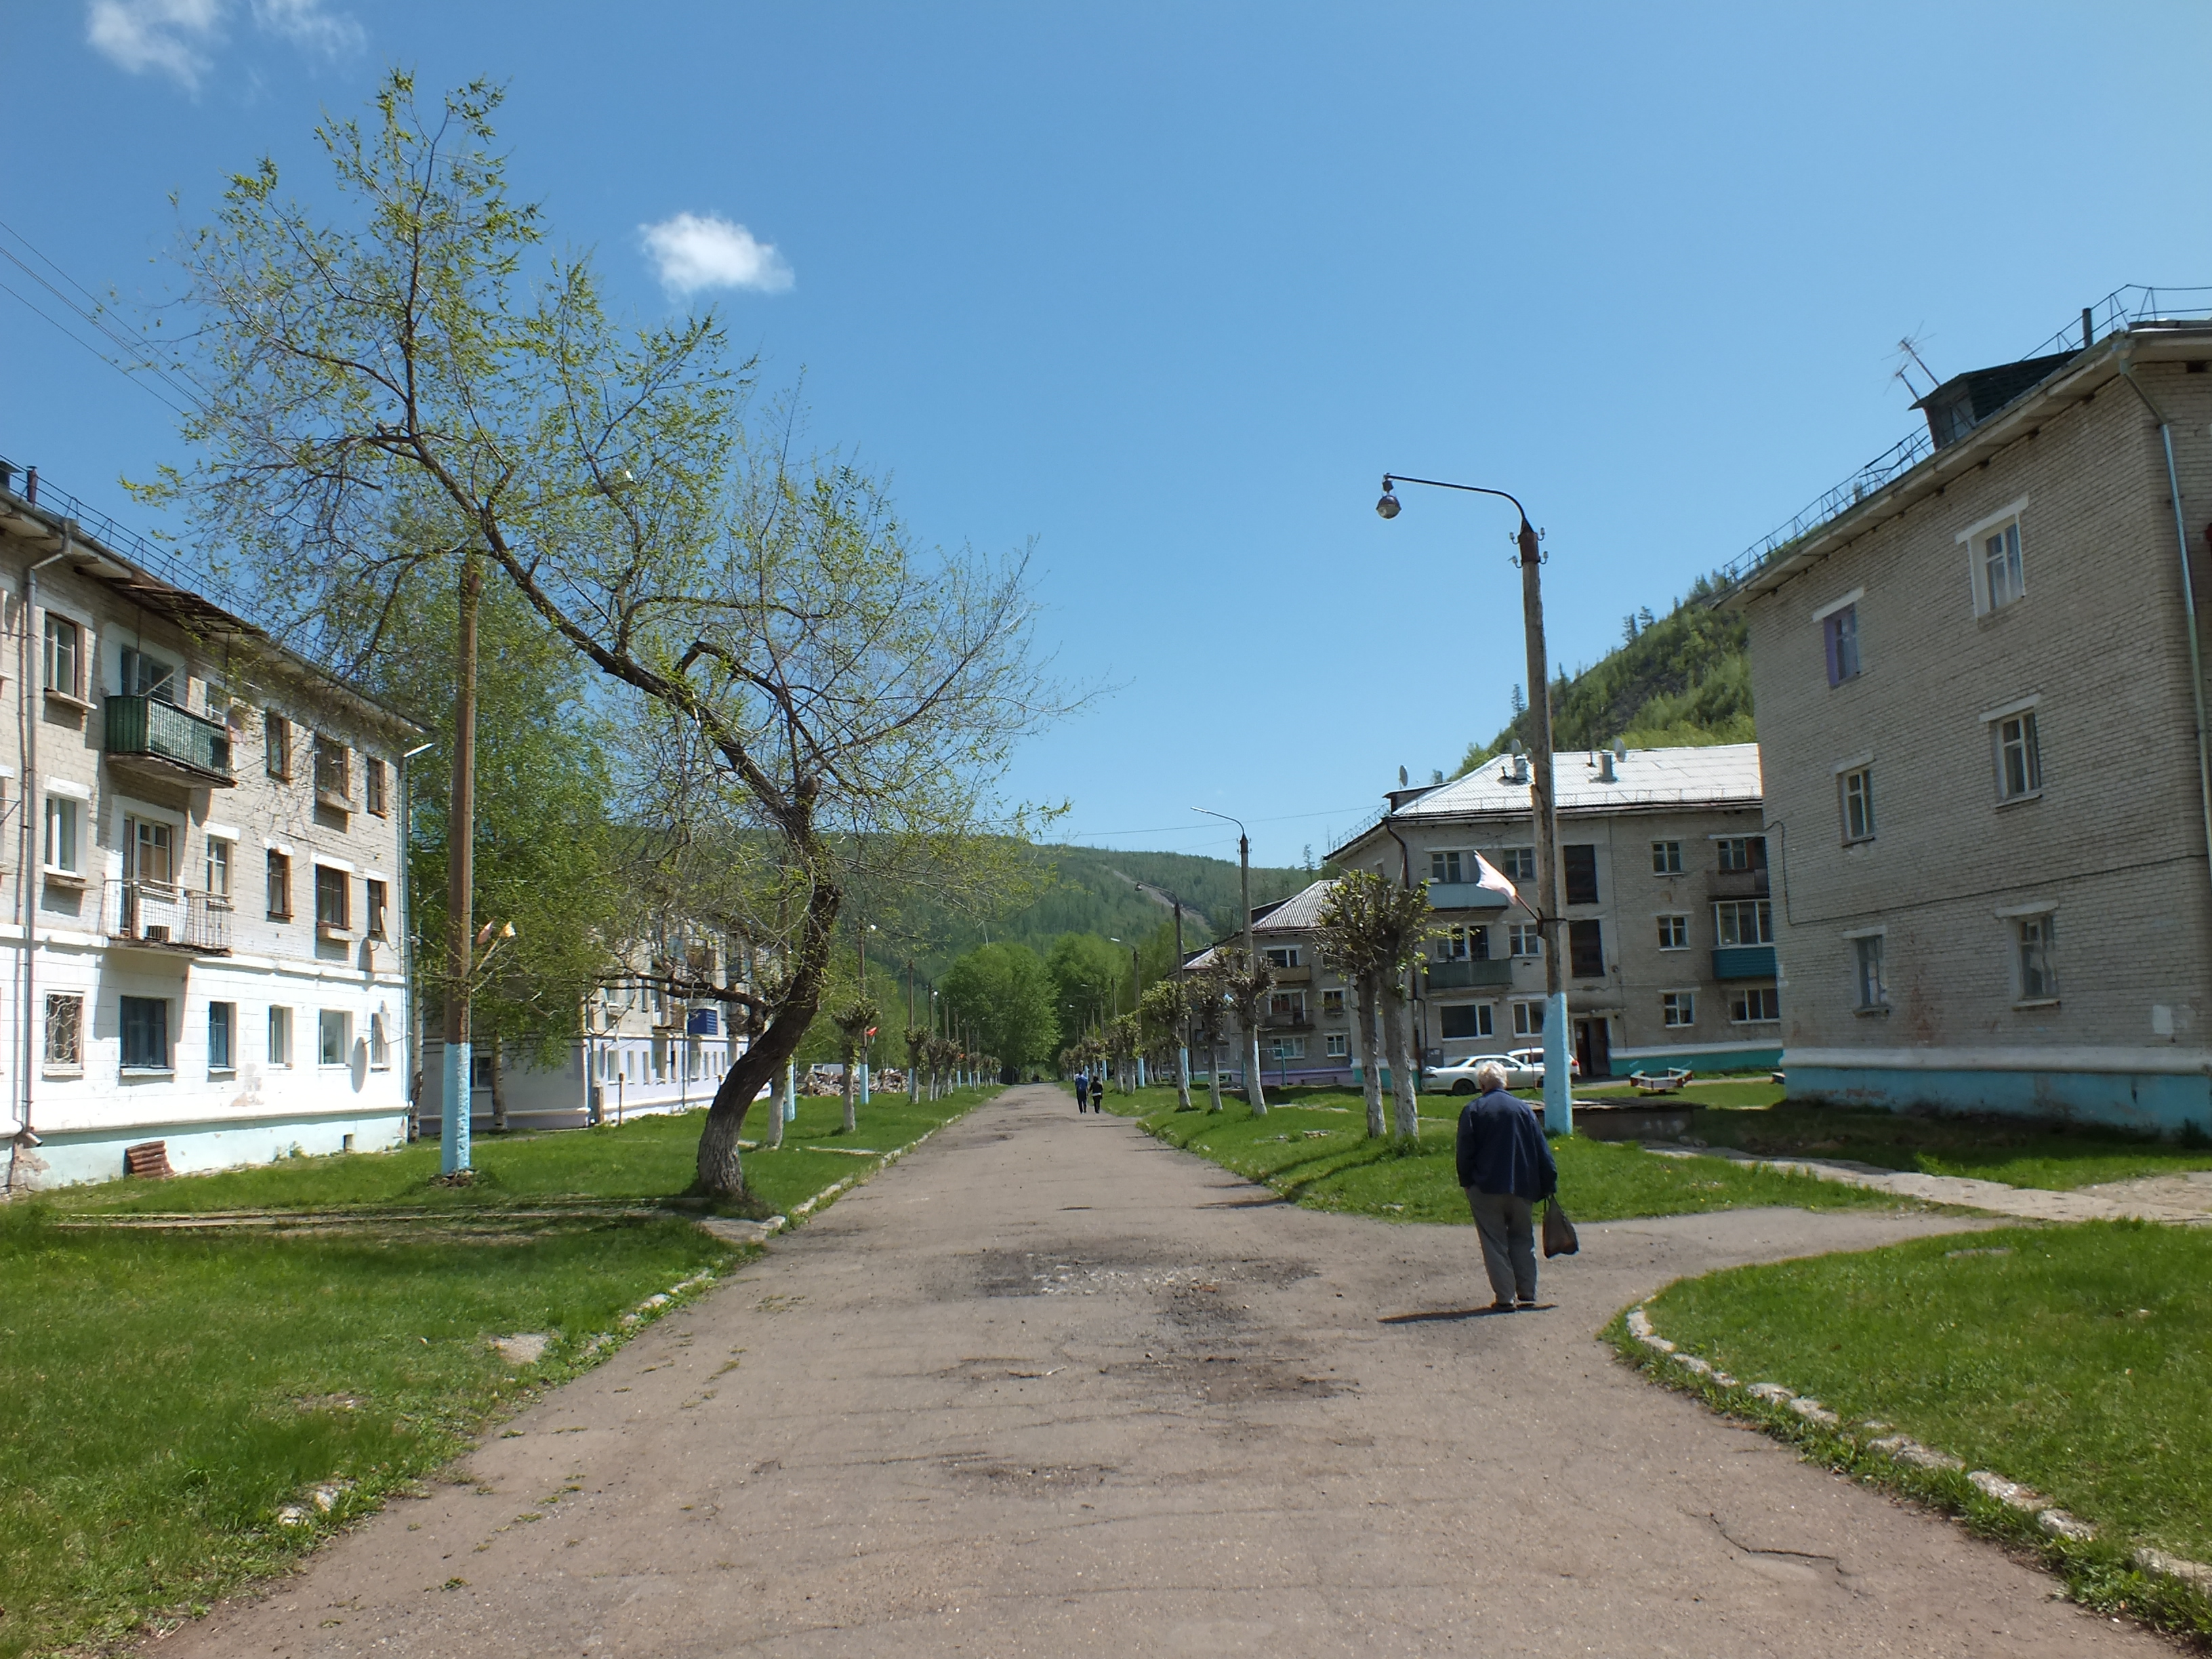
1251 878 1338 935
1326 742 1762 861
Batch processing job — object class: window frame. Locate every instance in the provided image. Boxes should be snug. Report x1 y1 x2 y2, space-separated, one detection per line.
119 994 171 1073
1497 846 1536 882
268 1005 293 1067
1656 914 1690 951
1507 922 1542 958
1319 987 1347 1015
266 849 293 921
207 1000 235 1072
365 878 389 941
369 1010 392 1070
1713 899 1774 946
42 792 81 876
264 711 291 781
1650 840 1683 876
1324 1031 1350 1059
1991 705 2043 802
313 734 352 803
1958 499 2030 616
42 613 82 700
1849 931 1889 1013
205 835 233 905
1660 990 1696 1027
43 992 83 1072
1567 918 1605 979
2010 909 2059 1004
1840 763 1876 843
1561 843 1599 905
319 1008 353 1068
1729 985 1782 1025
1822 602 1862 686
1510 999 1544 1037
365 756 389 817
1428 848 1471 886
314 864 352 933
1438 1002 1493 1041
1262 945 1301 969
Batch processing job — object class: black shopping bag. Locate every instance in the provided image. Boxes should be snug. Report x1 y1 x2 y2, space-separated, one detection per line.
1542 1197 1579 1258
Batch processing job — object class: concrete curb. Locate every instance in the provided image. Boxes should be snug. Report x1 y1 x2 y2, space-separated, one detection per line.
1622 1302 2211 1600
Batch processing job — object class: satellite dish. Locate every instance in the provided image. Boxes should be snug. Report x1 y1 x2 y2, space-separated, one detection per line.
1398 765 1409 787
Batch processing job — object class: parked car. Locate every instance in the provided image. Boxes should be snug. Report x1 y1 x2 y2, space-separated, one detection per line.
1424 1054 1539 1093
1507 1045 1581 1082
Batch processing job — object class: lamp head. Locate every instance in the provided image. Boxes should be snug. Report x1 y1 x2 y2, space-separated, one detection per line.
1376 474 1401 520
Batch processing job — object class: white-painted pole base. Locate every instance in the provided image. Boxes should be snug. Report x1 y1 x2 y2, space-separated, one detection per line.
442 1041 472 1173
1542 993 1573 1136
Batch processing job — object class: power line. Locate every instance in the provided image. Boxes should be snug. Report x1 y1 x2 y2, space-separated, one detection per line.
0 219 212 419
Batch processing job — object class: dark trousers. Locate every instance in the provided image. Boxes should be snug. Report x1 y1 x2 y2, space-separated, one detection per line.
1465 1189 1538 1304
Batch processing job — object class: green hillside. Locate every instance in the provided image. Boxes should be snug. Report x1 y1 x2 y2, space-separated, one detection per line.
951 844 1311 962
1458 577 1751 774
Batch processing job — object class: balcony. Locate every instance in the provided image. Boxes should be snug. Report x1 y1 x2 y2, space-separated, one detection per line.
1710 867 1770 899
1713 944 1778 981
105 695 235 787
1426 880 1513 911
1425 958 1515 991
104 880 231 955
1267 963 1312 984
1263 1011 1314 1031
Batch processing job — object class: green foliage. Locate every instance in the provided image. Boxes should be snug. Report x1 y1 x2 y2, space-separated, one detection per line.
1457 588 1751 773
939 942 1061 1069
1046 931 1133 1031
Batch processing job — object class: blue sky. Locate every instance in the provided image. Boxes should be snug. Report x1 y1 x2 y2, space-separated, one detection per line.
7 2 2210 867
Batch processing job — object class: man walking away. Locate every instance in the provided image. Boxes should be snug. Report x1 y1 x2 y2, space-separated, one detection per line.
1456 1060 1558 1310
1074 1071 1090 1113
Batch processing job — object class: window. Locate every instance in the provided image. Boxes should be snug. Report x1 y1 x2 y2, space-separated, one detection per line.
1439 1003 1493 1040
1429 849 1468 884
1823 604 1861 685
1562 844 1599 905
1320 987 1346 1015
1433 924 1487 961
125 817 175 887
1841 766 1875 842
1263 945 1301 969
1730 986 1782 1023
1662 991 1696 1027
267 850 292 920
1853 935 1887 1010
2017 914 2058 1002
1656 915 1689 950
315 866 350 931
319 1009 352 1067
208 1002 234 1071
265 712 291 779
1324 1032 1349 1059
371 1012 392 1069
365 878 388 940
1996 710 2042 801
365 756 389 817
1268 1035 1306 1061
1497 846 1536 882
42 795 79 874
1507 922 1542 957
1511 1000 1544 1037
1715 900 1774 945
121 995 169 1070
1266 989 1307 1022
43 994 82 1069
1982 520 2024 612
314 735 351 802
268 1005 293 1065
43 615 79 697
1650 840 1683 875
1715 836 1764 873
119 647 176 704
1568 919 1605 979
205 838 232 903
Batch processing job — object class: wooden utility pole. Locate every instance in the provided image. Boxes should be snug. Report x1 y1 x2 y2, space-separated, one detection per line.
1514 515 1572 1135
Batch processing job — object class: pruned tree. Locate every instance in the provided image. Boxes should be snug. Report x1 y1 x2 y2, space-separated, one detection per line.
1313 874 1387 1139
1187 958 1230 1113
830 997 877 1132
1315 871 1433 1140
1211 947 1276 1117
1139 977 1191 1109
155 74 1066 1196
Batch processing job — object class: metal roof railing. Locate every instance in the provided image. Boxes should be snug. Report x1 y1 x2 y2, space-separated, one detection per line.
0 449 209 594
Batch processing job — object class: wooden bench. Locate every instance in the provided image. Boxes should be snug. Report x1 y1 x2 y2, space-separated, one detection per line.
1626 1068 1694 1096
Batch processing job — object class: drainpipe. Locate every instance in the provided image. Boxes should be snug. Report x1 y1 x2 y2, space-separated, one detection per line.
14 535 73 1168
2116 358 2212 901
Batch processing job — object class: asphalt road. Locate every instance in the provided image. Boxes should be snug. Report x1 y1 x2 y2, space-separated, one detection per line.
166 1084 2169 1656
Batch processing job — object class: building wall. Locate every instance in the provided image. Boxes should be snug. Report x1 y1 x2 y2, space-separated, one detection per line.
1743 357 2212 1132
0 530 416 1189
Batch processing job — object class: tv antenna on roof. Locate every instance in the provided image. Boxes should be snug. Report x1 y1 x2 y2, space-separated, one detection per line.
1893 330 1941 400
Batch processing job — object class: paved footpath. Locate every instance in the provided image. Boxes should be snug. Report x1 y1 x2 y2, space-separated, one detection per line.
169 1086 2169 1657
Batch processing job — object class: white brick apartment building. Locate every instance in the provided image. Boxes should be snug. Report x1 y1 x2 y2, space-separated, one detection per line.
1723 298 2212 1135
0 464 422 1189
1328 745 1780 1078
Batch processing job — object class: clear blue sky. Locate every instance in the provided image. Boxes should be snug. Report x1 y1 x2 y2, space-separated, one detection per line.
7 2 2209 867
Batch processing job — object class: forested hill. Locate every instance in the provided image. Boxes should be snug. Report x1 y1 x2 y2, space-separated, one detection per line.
970 844 1311 959
1457 577 1751 775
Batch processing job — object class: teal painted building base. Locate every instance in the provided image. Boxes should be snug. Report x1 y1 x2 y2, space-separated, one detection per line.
1610 1043 1782 1078
16 1110 409 1190
1788 1061 2212 1139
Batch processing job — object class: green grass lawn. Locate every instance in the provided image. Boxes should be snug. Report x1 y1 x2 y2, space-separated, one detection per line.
0 1085 996 1658
1640 1221 2212 1568
1099 1085 1921 1223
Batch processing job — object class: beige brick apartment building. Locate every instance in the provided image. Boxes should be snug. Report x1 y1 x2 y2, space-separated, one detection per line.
0 462 422 1188
1724 299 2212 1134
1327 744 1778 1078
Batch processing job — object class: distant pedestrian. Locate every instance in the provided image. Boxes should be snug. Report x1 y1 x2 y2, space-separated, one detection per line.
1074 1071 1090 1112
1455 1060 1558 1310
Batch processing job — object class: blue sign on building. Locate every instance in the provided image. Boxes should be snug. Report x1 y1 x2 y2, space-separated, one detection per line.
686 1006 720 1036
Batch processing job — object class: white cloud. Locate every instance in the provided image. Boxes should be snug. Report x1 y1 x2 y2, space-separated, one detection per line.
85 0 360 89
639 213 795 298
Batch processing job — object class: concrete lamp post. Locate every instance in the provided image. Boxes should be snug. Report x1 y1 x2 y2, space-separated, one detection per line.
1376 474 1573 1136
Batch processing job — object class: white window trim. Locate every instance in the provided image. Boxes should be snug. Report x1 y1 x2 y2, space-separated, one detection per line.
313 855 355 875
204 822 241 842
1994 899 2058 918
1840 924 1887 940
43 777 91 801
1830 752 1875 775
264 837 295 856
1809 586 1864 624
1655 914 1691 949
1979 692 2043 724
1954 496 2032 548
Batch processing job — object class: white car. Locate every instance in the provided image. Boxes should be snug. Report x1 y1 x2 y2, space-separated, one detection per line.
1424 1054 1538 1094
1508 1045 1582 1082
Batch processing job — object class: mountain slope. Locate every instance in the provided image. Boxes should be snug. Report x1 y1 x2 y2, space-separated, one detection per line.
1458 577 1750 773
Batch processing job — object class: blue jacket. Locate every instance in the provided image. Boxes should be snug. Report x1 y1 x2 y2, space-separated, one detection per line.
1456 1088 1558 1199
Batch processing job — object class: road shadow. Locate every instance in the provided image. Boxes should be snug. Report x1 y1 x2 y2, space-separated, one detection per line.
1376 1303 1555 1324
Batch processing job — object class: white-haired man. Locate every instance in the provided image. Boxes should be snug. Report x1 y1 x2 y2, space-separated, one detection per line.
1455 1059 1559 1309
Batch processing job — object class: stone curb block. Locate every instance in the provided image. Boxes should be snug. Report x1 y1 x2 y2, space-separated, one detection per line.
1622 1300 2211 1597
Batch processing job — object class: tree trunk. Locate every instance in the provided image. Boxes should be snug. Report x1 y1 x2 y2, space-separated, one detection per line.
1355 969 1385 1139
840 1046 858 1133
1175 1038 1192 1110
1206 1037 1223 1113
1246 1026 1268 1116
762 1062 785 1149
488 1027 507 1133
1382 972 1419 1141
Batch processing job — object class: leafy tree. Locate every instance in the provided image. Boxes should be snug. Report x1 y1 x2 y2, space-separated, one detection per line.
830 998 878 1133
1214 947 1275 1117
1187 959 1231 1113
1313 875 1385 1139
156 74 1059 1196
1046 932 1125 1044
1139 977 1192 1109
1315 871 1433 1140
938 942 1059 1073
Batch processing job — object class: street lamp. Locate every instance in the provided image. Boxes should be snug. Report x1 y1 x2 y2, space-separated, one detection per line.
1374 472 1572 1135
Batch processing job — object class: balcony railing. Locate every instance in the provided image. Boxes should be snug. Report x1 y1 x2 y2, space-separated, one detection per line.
1426 880 1513 911
1710 867 1770 899
1262 1012 1314 1031
1713 944 1778 981
104 695 235 786
1267 963 1312 984
104 880 232 954
1425 958 1515 990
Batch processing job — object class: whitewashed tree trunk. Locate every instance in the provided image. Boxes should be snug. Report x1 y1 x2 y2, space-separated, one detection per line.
1355 968 1385 1139
841 1057 858 1132
762 1067 787 1149
1380 972 1419 1140
1206 1037 1224 1113
1246 1025 1269 1116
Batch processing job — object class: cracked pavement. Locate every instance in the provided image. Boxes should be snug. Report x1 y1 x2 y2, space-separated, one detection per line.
165 1084 2171 1656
